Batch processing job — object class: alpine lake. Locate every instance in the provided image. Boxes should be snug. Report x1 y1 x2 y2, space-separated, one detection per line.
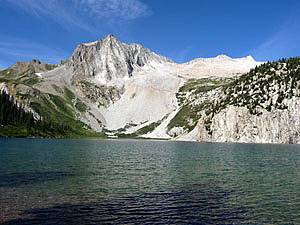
0 138 299 224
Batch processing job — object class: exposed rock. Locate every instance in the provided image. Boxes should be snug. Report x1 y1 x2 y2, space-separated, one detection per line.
10 59 57 77
168 126 185 137
76 80 122 107
176 58 300 144
0 82 9 94
67 34 170 86
183 98 300 144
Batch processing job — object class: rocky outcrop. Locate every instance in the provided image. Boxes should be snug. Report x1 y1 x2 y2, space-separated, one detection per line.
10 59 57 76
76 80 122 107
182 98 300 144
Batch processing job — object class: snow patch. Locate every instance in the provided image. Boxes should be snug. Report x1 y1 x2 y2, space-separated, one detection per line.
35 72 43 77
141 108 181 139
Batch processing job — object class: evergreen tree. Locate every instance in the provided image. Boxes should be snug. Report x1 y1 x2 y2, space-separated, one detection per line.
0 90 72 136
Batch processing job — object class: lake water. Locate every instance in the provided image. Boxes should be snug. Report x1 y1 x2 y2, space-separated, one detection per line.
0 139 299 224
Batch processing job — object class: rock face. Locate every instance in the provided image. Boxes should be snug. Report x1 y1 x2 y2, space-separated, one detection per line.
184 99 300 144
67 34 170 86
64 35 174 120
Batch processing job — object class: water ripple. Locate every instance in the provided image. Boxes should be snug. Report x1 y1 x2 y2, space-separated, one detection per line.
2 184 251 225
0 172 74 188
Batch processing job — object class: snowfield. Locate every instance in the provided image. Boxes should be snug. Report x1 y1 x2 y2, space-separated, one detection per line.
176 55 262 79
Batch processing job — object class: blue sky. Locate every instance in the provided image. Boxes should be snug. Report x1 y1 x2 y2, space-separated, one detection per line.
0 0 300 67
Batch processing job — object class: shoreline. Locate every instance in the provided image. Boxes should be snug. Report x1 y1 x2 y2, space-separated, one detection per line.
1 135 300 146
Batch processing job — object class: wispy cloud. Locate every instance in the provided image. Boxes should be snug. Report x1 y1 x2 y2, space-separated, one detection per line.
81 0 151 21
250 13 300 61
3 0 151 31
0 0 151 67
0 36 68 67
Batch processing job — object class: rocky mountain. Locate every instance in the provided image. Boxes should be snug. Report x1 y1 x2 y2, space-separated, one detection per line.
3 34 300 143
68 35 170 86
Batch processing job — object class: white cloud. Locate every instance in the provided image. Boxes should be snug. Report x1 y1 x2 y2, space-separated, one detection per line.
3 0 151 31
81 0 151 20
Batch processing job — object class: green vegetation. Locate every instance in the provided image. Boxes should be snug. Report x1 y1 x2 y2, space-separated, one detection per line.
118 117 166 138
64 87 75 101
0 67 103 138
0 90 105 138
168 77 233 134
202 57 300 133
0 69 42 86
0 91 73 137
45 64 57 71
75 100 88 112
168 104 206 132
63 87 88 113
27 91 93 136
221 58 300 111
169 57 300 136
52 84 63 93
0 91 35 127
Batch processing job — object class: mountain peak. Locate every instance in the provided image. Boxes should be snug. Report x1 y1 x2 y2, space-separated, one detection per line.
215 54 232 60
68 35 170 85
244 55 255 61
101 34 124 50
103 34 117 41
82 34 120 47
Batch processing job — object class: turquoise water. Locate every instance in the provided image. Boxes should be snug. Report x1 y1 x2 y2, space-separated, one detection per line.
0 139 299 224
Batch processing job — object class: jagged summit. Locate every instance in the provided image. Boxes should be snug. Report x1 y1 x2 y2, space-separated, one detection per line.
82 34 114 44
68 34 171 85
82 34 119 47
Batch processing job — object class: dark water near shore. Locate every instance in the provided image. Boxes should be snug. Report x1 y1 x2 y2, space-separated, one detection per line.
0 139 300 224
